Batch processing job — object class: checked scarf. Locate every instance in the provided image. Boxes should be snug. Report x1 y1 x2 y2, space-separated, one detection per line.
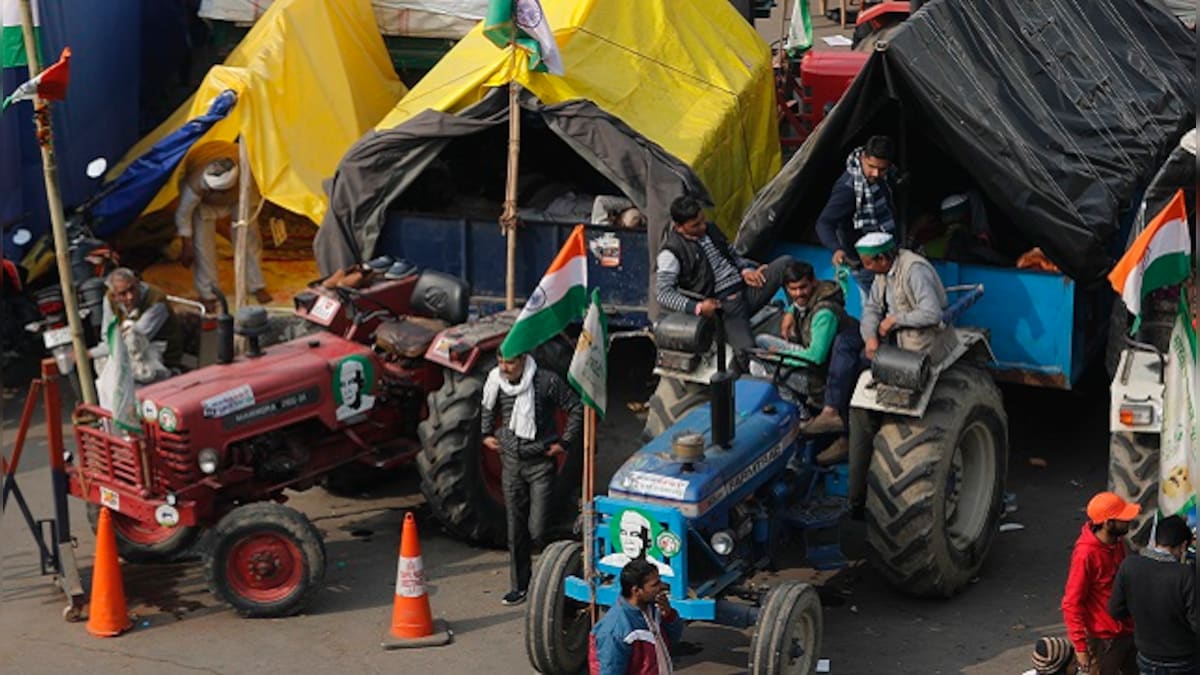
846 146 890 232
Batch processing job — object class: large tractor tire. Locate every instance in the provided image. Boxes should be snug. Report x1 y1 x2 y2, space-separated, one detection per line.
87 502 201 564
526 541 591 674
748 581 823 675
642 376 709 442
417 339 579 547
206 502 326 618
864 365 1007 598
1107 431 1160 548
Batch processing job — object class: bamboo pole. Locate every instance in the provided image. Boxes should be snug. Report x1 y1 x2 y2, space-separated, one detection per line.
18 0 96 406
234 139 250 313
583 405 597 624
501 71 521 310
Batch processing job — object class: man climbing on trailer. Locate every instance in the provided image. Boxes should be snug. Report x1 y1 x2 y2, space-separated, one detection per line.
846 232 954 516
754 260 865 443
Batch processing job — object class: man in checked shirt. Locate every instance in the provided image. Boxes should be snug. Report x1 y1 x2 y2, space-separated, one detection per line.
655 195 794 362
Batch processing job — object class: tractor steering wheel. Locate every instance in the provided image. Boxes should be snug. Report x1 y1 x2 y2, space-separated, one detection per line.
749 348 811 406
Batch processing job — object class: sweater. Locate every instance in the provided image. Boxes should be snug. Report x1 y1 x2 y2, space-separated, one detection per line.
1108 547 1198 661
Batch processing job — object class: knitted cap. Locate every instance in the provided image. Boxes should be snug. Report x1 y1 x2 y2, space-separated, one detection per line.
854 231 895 257
1032 636 1074 674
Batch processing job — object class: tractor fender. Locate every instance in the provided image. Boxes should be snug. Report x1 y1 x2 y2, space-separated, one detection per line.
424 310 519 374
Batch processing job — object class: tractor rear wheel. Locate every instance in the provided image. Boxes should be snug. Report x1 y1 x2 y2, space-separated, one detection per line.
417 340 578 547
748 581 823 675
526 541 591 674
642 376 709 442
206 502 326 618
86 503 200 564
1108 431 1160 547
864 365 1007 598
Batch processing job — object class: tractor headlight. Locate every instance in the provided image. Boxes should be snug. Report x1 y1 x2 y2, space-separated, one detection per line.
158 407 179 433
197 448 219 475
140 399 158 424
710 530 735 556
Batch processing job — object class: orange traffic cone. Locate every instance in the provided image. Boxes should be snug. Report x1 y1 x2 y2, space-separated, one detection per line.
381 512 452 649
86 507 133 637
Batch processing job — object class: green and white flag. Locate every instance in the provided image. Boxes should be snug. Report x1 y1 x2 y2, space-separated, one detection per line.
500 224 587 358
2 0 41 69
483 0 564 75
568 288 608 418
97 319 139 433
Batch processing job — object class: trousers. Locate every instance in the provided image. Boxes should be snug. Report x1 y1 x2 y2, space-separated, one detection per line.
1087 635 1139 675
502 454 555 592
191 204 265 300
720 255 796 357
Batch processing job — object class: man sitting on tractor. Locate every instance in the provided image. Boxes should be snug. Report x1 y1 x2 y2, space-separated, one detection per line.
815 135 899 299
481 349 583 607
656 194 794 361
754 260 865 440
847 232 954 516
100 267 184 380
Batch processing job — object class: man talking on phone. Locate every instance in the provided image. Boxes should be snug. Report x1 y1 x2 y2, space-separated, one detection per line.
589 559 683 674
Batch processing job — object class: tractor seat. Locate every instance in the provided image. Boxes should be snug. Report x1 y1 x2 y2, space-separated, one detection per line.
374 316 448 359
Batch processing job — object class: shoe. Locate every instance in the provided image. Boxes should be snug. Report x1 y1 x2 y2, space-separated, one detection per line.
253 289 273 304
802 409 845 435
815 437 849 466
501 589 527 606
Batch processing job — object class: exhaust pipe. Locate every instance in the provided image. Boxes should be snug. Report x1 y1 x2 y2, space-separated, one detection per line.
710 312 735 449
212 287 234 365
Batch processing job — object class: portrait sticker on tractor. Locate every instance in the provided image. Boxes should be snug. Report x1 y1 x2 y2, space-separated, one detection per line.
201 384 256 419
599 507 675 577
334 355 376 422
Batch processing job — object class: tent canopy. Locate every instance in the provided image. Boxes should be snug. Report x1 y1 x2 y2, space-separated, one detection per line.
112 0 407 228
316 0 779 273
735 0 1195 284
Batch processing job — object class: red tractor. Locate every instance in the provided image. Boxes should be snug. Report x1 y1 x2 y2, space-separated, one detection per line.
68 264 576 617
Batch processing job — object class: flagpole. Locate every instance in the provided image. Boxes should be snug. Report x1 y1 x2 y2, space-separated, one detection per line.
234 139 250 313
501 40 521 310
17 0 96 406
583 405 597 624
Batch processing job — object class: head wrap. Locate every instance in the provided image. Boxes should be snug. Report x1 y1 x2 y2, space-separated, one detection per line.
854 231 895 257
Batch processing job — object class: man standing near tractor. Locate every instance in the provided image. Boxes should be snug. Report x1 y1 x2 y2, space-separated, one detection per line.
481 350 583 606
589 559 683 675
1061 492 1139 675
846 232 954 515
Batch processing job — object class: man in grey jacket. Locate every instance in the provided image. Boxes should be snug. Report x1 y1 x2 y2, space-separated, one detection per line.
481 350 583 606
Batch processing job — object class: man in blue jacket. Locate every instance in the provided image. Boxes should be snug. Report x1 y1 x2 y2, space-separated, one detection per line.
814 136 899 297
590 559 684 674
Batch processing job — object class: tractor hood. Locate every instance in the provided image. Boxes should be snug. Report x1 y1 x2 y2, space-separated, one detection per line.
136 335 377 436
609 380 802 517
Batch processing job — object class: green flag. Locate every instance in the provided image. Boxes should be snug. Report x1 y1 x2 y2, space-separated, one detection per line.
568 289 608 418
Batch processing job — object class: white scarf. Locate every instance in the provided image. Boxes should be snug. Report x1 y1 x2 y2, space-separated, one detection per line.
482 356 538 440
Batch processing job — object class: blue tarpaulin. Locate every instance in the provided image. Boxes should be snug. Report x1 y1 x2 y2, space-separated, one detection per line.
91 90 237 237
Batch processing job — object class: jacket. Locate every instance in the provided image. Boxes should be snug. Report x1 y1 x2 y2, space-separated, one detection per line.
479 368 583 461
788 280 856 399
659 223 741 299
105 282 184 368
1061 523 1135 655
1108 547 1198 661
814 170 897 261
589 597 683 675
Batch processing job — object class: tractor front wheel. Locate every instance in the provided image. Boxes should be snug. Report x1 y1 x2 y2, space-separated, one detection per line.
864 365 1007 598
86 503 200 564
206 502 326 618
748 581 823 675
526 541 591 674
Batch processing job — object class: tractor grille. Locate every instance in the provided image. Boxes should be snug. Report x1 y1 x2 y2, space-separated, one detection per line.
151 427 200 490
74 423 148 492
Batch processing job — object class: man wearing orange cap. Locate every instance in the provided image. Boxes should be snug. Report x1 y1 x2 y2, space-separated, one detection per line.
1060 492 1139 674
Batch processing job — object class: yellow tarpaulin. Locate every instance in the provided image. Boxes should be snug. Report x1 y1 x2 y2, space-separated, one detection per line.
375 0 780 235
114 0 407 227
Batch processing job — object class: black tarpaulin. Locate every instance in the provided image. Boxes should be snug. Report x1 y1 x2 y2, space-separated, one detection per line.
735 0 1195 284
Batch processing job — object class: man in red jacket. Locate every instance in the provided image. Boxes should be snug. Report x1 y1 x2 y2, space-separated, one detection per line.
1061 492 1139 674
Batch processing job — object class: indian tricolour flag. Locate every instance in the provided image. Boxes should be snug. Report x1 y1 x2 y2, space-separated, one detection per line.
500 224 587 358
2 0 41 69
483 0 564 75
1109 189 1191 318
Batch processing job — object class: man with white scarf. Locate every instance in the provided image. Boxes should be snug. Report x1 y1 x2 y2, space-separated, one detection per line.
481 350 583 606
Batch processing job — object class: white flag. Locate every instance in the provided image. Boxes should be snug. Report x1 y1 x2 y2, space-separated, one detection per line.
568 289 607 417
514 0 564 75
97 318 139 432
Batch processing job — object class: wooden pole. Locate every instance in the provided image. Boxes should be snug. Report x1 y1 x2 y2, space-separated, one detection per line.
583 405 597 624
501 69 521 310
18 0 96 406
234 139 250 313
